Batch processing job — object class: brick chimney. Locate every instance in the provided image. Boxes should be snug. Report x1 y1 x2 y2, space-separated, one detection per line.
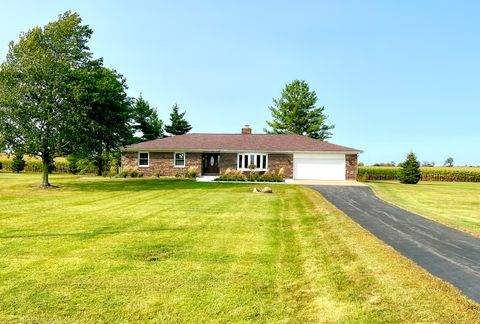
241 125 252 135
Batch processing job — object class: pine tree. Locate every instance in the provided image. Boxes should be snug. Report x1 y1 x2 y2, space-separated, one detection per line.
132 96 164 141
265 80 334 140
399 152 421 184
165 104 192 135
11 153 26 173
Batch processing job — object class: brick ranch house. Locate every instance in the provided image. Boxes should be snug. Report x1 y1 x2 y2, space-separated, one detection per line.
121 127 362 181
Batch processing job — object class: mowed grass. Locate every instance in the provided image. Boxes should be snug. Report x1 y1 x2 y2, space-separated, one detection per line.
368 181 480 237
0 174 479 322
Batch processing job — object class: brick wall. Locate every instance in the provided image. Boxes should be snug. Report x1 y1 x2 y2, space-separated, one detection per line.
345 154 358 180
268 153 293 179
219 153 236 173
122 151 294 178
121 152 201 176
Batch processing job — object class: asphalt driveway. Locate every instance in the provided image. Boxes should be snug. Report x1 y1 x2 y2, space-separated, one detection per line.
310 185 480 303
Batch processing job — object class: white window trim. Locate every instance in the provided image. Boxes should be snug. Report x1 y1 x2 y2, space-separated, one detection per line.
138 152 149 168
173 152 186 168
237 153 268 171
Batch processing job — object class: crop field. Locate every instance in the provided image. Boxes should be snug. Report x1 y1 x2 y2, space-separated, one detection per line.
359 166 480 182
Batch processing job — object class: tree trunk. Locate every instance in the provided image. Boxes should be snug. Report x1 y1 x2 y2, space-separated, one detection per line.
96 155 103 176
41 153 50 187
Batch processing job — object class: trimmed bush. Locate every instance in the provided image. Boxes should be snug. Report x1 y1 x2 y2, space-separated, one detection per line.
216 168 284 182
12 154 26 173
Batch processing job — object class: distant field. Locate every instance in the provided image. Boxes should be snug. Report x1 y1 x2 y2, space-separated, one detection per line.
0 153 66 162
0 154 67 173
0 174 478 322
359 166 480 182
369 181 480 237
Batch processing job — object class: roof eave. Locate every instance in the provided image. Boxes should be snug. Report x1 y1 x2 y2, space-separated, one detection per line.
121 147 362 154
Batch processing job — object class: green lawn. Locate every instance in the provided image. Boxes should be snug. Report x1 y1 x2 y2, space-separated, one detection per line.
368 181 480 237
0 174 479 322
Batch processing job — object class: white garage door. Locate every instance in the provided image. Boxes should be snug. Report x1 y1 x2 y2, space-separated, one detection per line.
294 153 345 180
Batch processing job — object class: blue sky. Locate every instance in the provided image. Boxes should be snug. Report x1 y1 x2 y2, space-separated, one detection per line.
1 1 479 165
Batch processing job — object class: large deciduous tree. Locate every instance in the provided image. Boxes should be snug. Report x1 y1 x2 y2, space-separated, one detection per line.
75 64 134 175
131 96 164 142
265 80 334 140
0 12 133 186
165 103 192 135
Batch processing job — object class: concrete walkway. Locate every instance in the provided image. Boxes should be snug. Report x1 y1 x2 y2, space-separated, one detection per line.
294 180 367 186
310 185 480 303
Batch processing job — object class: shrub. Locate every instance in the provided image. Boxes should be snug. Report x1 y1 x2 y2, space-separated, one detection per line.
155 172 162 178
185 166 199 178
217 170 247 181
0 161 2 170
102 169 117 178
12 153 26 173
66 155 80 174
138 172 144 178
119 171 129 178
130 170 139 178
249 171 260 181
216 168 284 182
175 172 184 178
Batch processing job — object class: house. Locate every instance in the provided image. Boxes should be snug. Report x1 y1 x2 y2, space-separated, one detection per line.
121 126 362 180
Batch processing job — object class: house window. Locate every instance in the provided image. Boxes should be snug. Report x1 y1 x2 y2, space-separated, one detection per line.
174 152 185 167
138 152 149 167
237 153 268 171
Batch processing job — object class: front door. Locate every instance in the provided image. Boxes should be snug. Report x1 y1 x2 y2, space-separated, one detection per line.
202 153 220 175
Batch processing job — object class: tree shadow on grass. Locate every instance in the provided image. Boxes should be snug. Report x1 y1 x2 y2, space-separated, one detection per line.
0 226 183 240
60 178 246 192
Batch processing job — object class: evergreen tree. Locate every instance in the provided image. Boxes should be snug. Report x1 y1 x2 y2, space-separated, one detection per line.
165 104 192 135
399 152 421 184
265 80 334 140
11 153 26 173
132 96 164 142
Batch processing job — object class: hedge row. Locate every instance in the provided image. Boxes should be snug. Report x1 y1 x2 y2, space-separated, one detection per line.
358 167 480 182
0 159 68 173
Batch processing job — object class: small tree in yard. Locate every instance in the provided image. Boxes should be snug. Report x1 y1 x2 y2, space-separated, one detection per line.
11 153 26 173
399 152 421 184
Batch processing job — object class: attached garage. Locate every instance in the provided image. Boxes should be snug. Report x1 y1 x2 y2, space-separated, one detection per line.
293 153 346 180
